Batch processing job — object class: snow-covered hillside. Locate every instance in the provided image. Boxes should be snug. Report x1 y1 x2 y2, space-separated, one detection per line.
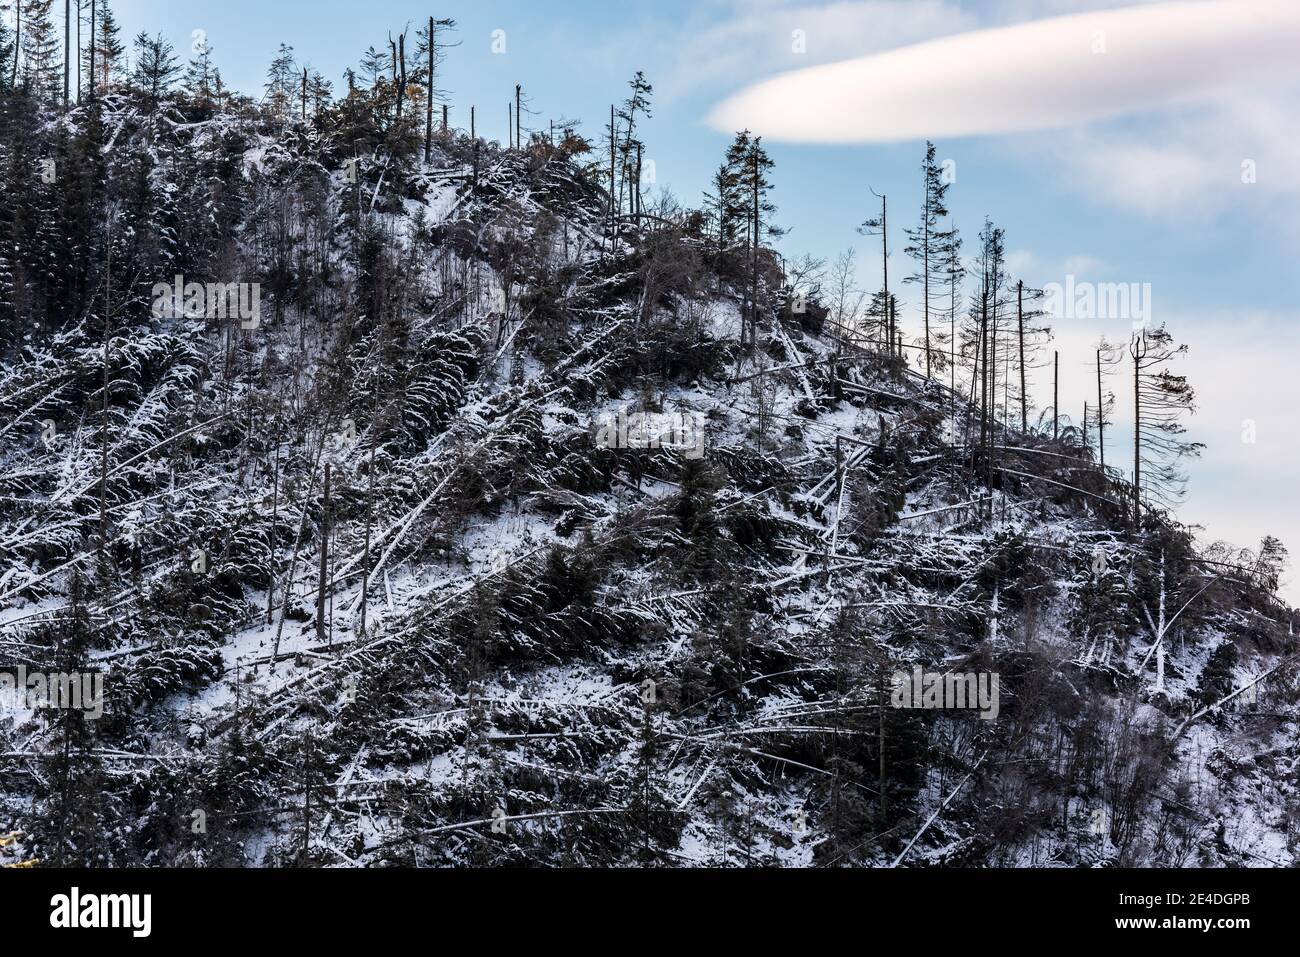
1 82 1296 869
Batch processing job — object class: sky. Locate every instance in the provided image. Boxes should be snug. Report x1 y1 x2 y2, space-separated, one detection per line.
109 0 1300 603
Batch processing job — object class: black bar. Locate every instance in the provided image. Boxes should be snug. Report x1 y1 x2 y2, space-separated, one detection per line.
0 867 1275 943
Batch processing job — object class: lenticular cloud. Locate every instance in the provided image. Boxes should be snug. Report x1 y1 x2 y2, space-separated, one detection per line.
707 0 1300 143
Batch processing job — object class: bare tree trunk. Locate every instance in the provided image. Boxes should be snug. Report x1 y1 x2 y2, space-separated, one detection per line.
1053 350 1059 441
267 441 280 624
608 105 616 251
89 0 95 97
1017 281 1027 432
878 670 887 825
880 195 889 329
99 219 111 569
1132 339 1142 523
888 297 897 364
397 33 406 118
64 0 70 106
950 258 957 426
300 732 313 865
923 196 931 377
980 273 991 516
360 443 374 635
360 317 384 637
986 276 997 503
750 147 759 350
1097 347 1106 471
974 272 988 479
830 665 842 860
425 17 434 163
635 142 642 225
316 463 331 646
388 38 399 119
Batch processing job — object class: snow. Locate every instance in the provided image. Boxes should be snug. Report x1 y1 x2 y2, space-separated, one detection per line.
0 90 1293 869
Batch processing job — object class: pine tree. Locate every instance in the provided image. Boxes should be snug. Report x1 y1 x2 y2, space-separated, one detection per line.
724 131 779 349
305 69 331 116
1130 325 1204 519
8 0 18 89
39 572 116 866
263 42 296 120
962 218 1007 499
703 156 742 260
183 33 217 111
50 92 105 318
85 0 122 92
615 71 652 218
1251 536 1287 595
815 610 874 865
19 0 59 98
0 3 14 92
131 31 179 106
61 0 67 104
358 44 388 91
903 142 953 379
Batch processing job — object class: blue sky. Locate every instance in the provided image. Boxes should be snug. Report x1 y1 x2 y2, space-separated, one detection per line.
112 0 1300 601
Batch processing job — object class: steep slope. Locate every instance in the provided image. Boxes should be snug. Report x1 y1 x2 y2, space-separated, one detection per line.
0 93 1295 869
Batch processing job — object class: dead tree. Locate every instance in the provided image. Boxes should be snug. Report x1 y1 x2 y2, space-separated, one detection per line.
1053 350 1059 441
316 463 331 645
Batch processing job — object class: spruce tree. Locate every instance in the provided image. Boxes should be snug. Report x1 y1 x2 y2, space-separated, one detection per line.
264 42 296 120
19 0 59 98
903 142 953 379
1130 325 1204 519
615 71 652 219
0 4 14 92
183 34 217 112
86 0 123 92
131 31 180 107
40 572 116 866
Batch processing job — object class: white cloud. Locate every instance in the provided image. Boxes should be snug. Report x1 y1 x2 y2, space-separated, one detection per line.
708 0 1300 143
1062 254 1106 275
599 0 977 105
1006 251 1108 280
1033 95 1300 220
1005 249 1037 275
